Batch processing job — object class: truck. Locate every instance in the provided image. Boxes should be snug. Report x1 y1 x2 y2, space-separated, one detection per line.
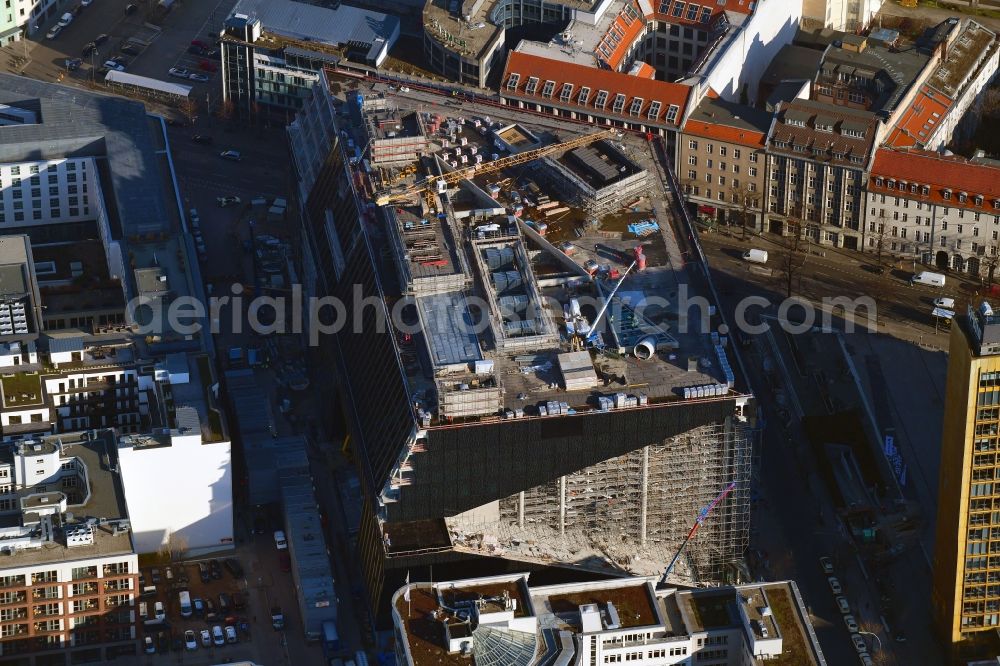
322 620 340 657
271 606 285 630
179 590 192 618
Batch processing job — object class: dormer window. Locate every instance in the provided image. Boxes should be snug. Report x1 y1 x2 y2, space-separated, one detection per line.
541 80 555 98
959 192 968 203
816 122 833 132
976 195 984 206
887 179 895 189
922 185 930 196
506 73 520 90
525 77 539 94
875 177 884 187
898 181 906 192
994 200 1000 210
944 189 952 200
787 118 806 128
910 183 918 193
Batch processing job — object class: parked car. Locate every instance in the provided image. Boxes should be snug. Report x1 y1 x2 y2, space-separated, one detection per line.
212 625 225 646
46 25 63 39
150 569 161 584
209 559 223 580
157 631 169 653
164 566 174 582
225 625 238 644
168 67 190 79
204 598 218 622
189 72 209 82
219 150 242 162
65 58 83 71
844 615 859 633
274 530 288 550
193 597 204 616
199 628 211 647
184 630 197 650
110 55 128 66
198 562 210 583
143 636 155 654
399 86 411 93
81 41 97 56
819 557 834 575
224 558 244 578
120 42 140 56
94 32 108 45
218 593 232 614
192 134 213 145
124 2 137 14
217 195 241 207
835 596 850 614
828 577 843 595
102 60 125 72
851 634 868 654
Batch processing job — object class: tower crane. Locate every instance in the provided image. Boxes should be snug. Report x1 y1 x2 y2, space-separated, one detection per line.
372 127 619 207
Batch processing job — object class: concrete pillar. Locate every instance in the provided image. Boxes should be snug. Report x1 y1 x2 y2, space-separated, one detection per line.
559 475 566 536
518 491 525 529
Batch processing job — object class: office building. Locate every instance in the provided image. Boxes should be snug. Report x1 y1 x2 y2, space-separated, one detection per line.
865 148 1000 276
801 0 885 32
292 71 755 616
932 302 1000 648
0 430 138 664
392 573 826 665
220 0 399 121
678 95 771 228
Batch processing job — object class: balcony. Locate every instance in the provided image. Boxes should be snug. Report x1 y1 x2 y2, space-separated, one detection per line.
0 593 26 606
72 600 100 614
31 589 59 601
72 583 98 597
0 608 27 621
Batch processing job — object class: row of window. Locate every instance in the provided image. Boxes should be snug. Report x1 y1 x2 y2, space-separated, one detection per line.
506 74 679 123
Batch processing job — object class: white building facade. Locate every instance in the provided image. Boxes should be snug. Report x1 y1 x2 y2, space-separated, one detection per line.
117 410 233 556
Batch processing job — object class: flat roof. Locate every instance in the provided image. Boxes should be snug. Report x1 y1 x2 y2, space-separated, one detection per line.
417 292 483 367
928 20 997 98
105 70 191 98
0 74 172 236
559 139 643 188
0 429 134 566
231 0 398 48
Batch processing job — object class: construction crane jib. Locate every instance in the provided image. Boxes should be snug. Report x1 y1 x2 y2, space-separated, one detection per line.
372 127 620 207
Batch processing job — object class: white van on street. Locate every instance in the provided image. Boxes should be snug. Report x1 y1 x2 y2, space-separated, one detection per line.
910 271 946 287
742 249 768 264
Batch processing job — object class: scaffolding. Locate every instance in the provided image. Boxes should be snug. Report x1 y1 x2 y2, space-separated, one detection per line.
449 417 752 584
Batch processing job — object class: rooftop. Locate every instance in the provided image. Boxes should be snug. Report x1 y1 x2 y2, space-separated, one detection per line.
682 94 772 146
928 20 997 99
869 148 1000 210
502 47 691 128
392 575 824 665
557 139 644 188
229 0 398 50
768 99 879 167
815 39 930 114
0 74 172 236
0 430 134 566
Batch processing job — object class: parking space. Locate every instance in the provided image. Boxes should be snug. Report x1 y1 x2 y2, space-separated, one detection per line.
136 558 258 662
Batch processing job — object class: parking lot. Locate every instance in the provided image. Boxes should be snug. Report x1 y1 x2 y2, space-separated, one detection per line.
136 558 256 662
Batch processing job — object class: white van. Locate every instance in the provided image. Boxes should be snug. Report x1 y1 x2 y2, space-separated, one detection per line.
934 297 956 309
743 249 768 264
58 12 73 26
910 271 946 287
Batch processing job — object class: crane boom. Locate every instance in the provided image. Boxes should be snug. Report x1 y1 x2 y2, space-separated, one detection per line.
373 127 618 206
659 482 738 586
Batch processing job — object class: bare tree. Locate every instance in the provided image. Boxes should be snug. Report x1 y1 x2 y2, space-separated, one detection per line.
778 217 807 298
179 97 198 125
985 246 1000 288
868 214 890 267
728 182 757 240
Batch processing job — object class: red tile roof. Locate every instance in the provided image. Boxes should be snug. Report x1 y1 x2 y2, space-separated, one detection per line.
682 120 766 147
629 62 656 79
598 2 647 71
870 148 1000 210
502 49 691 127
649 0 754 26
884 85 952 149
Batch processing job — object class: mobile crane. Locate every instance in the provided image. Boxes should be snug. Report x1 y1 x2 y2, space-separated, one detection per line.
372 127 619 207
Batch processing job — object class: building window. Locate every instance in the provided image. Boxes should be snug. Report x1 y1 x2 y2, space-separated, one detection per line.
665 105 679 123
524 77 539 94
628 97 643 116
506 73 519 90
577 86 591 104
540 80 555 98
559 83 573 102
688 155 697 166
688 140 698 150
647 100 661 120
611 93 627 113
594 90 609 109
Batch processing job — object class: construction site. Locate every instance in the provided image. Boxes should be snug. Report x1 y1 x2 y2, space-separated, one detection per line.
321 81 757 609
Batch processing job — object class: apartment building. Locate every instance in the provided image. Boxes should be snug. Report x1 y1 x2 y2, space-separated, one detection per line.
764 99 881 249
0 430 138 664
865 148 1000 276
392 573 826 665
801 0 884 32
678 95 771 229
